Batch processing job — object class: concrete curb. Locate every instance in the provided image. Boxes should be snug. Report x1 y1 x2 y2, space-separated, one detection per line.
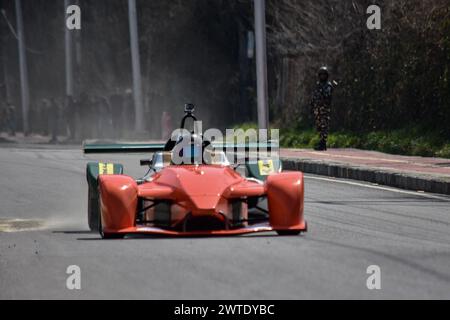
282 158 450 195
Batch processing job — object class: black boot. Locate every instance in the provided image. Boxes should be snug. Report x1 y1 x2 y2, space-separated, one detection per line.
314 139 327 151
321 139 327 151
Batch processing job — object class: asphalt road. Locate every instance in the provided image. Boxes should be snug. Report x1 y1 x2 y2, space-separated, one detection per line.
1 145 450 299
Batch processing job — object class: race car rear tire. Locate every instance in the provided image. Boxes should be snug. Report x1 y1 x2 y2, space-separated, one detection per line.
88 187 100 231
86 162 124 232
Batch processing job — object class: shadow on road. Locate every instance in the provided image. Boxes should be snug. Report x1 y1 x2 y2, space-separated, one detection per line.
52 230 94 235
74 233 307 241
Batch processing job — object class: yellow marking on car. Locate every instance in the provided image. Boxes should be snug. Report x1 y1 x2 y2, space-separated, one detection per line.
98 163 114 175
258 159 275 175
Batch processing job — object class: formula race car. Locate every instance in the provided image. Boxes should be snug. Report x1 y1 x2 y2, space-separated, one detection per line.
84 105 306 238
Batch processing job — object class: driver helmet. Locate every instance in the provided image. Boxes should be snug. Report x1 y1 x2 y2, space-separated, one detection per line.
172 133 211 165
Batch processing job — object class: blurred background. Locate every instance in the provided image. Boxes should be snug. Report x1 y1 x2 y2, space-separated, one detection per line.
0 0 449 156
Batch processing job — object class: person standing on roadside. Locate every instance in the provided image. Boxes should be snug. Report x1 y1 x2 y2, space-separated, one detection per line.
310 66 333 151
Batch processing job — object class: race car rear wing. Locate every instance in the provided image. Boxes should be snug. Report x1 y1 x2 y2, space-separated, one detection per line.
83 141 279 154
83 142 166 154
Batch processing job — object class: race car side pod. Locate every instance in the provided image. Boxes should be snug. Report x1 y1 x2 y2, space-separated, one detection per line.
266 172 305 232
98 175 138 232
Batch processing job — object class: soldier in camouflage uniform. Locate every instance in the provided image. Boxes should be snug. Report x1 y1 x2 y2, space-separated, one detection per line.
310 66 333 151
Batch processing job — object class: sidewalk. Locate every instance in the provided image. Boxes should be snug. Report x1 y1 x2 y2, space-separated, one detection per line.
281 148 450 195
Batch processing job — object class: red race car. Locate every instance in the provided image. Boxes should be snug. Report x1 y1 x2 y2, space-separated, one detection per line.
84 107 306 238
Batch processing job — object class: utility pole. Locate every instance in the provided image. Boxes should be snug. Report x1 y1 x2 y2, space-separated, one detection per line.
74 0 82 95
127 0 144 133
15 0 29 134
2 47 10 103
1 3 10 102
64 0 74 97
254 0 269 130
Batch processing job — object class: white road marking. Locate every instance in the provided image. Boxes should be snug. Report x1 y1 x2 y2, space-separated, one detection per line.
304 175 450 201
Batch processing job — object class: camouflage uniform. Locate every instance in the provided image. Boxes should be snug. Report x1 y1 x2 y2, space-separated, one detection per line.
311 67 333 150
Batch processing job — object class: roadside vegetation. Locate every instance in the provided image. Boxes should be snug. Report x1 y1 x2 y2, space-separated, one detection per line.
281 128 450 159
264 0 450 160
235 123 450 159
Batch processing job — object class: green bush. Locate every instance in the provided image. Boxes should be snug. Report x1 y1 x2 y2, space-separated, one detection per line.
436 144 450 159
233 122 450 159
278 127 450 159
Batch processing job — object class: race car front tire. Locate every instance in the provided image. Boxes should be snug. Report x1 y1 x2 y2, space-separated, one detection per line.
276 221 307 236
88 186 100 231
101 232 125 239
98 205 125 239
